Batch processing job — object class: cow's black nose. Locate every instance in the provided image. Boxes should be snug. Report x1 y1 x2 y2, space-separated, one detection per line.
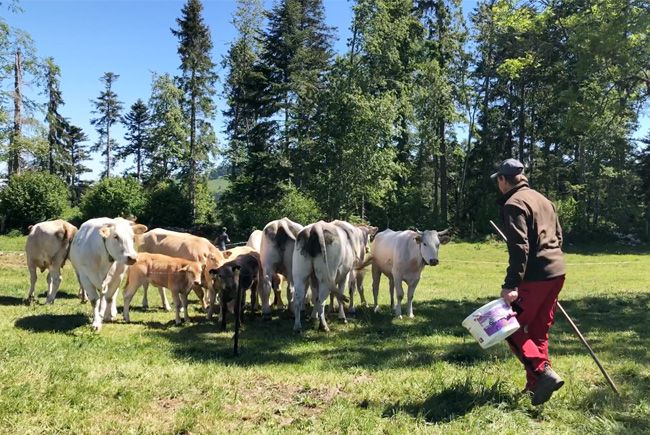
430 259 439 266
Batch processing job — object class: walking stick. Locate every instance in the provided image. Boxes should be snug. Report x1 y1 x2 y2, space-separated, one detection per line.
489 220 620 395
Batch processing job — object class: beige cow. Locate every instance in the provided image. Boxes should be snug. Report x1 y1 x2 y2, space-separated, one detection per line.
25 219 78 304
136 228 225 310
122 253 202 325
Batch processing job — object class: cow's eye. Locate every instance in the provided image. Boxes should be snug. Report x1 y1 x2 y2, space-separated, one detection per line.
423 243 428 247
113 235 118 240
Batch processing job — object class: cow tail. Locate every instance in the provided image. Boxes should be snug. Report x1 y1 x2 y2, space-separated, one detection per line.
355 255 373 271
280 218 297 241
315 223 337 297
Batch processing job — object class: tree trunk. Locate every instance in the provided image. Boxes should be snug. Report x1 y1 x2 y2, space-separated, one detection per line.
439 118 448 225
106 116 111 177
9 49 22 177
517 81 526 162
190 77 197 224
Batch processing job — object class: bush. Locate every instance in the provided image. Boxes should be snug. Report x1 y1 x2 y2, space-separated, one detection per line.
270 182 322 225
143 181 192 228
79 177 148 221
0 171 69 231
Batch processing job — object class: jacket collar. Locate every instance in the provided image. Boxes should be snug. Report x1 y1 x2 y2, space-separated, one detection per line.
497 181 529 206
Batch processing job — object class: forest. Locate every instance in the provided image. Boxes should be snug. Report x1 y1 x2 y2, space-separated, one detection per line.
1 0 649 241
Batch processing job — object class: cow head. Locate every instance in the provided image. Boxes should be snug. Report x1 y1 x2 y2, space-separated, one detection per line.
414 229 451 266
98 220 148 266
181 262 203 288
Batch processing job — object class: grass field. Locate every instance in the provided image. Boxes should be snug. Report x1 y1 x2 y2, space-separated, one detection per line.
0 236 648 433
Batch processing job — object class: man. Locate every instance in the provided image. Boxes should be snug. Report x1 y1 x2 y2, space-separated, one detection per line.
492 158 566 406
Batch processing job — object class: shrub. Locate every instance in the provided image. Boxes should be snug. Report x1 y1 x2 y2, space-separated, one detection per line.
79 177 148 221
0 171 69 231
270 182 322 225
143 181 192 228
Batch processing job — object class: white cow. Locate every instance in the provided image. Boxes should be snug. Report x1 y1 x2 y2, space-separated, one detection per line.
70 217 147 331
259 218 304 318
292 221 356 332
248 229 285 310
331 221 378 314
369 228 450 318
25 219 78 303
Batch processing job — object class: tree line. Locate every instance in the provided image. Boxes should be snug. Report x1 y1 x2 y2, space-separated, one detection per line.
1 0 649 241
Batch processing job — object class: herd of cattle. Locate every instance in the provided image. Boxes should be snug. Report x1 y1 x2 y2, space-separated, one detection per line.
23 217 451 333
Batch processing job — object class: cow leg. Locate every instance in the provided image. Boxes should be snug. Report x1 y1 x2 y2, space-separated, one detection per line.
371 263 381 313
26 261 38 302
272 274 284 309
348 273 357 315
172 290 182 325
388 276 395 310
338 279 348 323
219 292 227 331
158 286 171 311
141 283 149 309
292 266 311 332
122 281 139 323
357 270 367 305
180 291 190 323
207 285 217 320
316 279 330 332
193 285 207 311
329 292 336 314
392 274 404 319
46 267 63 304
104 287 120 323
260 272 273 319
406 278 420 318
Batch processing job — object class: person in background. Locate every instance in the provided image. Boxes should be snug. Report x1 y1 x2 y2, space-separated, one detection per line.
492 158 566 406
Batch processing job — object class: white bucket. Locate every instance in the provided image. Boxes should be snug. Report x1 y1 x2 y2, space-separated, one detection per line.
462 298 520 349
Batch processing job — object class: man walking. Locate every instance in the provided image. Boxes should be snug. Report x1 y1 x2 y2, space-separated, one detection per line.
493 158 566 406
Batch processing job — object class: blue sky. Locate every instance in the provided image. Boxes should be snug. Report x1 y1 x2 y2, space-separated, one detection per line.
4 0 649 178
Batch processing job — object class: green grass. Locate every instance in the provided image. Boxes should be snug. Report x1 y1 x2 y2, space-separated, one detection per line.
1 236 649 433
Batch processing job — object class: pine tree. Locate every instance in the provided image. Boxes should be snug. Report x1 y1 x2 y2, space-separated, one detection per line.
43 57 66 175
172 0 218 223
90 72 123 177
60 120 91 203
147 73 188 183
118 99 150 181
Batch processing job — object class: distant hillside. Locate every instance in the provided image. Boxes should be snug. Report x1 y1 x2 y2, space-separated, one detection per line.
208 177 230 197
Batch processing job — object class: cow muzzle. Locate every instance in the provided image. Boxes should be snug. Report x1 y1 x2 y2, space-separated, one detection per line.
126 255 137 266
429 259 439 266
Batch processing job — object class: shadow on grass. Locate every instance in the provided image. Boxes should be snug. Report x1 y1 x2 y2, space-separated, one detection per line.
0 295 26 306
383 380 515 423
563 243 650 256
14 313 88 333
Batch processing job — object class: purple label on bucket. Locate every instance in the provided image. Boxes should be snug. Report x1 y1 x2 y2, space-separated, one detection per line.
476 306 516 337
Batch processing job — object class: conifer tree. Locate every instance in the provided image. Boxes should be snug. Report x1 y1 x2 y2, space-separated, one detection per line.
119 99 150 181
90 72 123 177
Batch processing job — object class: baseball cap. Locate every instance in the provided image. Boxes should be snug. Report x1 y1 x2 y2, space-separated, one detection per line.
490 158 524 180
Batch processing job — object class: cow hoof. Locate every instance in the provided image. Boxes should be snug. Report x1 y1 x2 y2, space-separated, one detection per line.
373 306 380 313
45 299 54 305
164 306 172 312
319 325 330 332
92 324 102 332
408 313 415 319
262 313 272 321
339 318 347 324
142 304 149 310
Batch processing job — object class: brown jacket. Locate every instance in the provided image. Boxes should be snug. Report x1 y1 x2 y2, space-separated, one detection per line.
498 181 565 288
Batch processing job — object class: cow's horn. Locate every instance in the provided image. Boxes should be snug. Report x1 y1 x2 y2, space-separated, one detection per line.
438 228 450 236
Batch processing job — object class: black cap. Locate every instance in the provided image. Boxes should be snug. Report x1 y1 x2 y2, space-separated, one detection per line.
490 158 524 180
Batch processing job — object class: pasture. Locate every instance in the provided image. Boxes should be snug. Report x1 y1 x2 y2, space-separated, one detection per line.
0 235 648 434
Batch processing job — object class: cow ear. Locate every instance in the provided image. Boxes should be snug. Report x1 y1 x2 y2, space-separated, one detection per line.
131 224 148 235
99 224 113 239
414 235 422 244
370 226 379 236
439 235 451 245
223 251 233 259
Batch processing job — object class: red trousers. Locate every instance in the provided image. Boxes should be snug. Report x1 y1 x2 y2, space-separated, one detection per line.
506 276 565 389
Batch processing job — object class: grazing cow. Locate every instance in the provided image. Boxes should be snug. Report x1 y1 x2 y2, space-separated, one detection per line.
136 228 225 310
369 228 450 318
259 218 304 318
214 227 231 251
247 230 284 310
209 253 261 356
25 219 78 303
122 253 202 325
292 221 356 332
69 218 148 331
331 221 378 313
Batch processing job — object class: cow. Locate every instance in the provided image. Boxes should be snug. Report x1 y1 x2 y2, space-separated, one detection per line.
246 230 284 310
259 218 304 318
69 217 148 331
214 227 231 251
330 221 378 314
292 221 356 332
209 253 261 356
122 253 202 325
368 228 450 318
25 219 78 304
136 228 225 310
206 246 260 319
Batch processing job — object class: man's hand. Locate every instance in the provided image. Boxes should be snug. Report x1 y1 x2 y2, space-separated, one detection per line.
501 288 518 305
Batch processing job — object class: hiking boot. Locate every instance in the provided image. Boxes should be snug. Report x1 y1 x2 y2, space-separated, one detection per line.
531 365 564 406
